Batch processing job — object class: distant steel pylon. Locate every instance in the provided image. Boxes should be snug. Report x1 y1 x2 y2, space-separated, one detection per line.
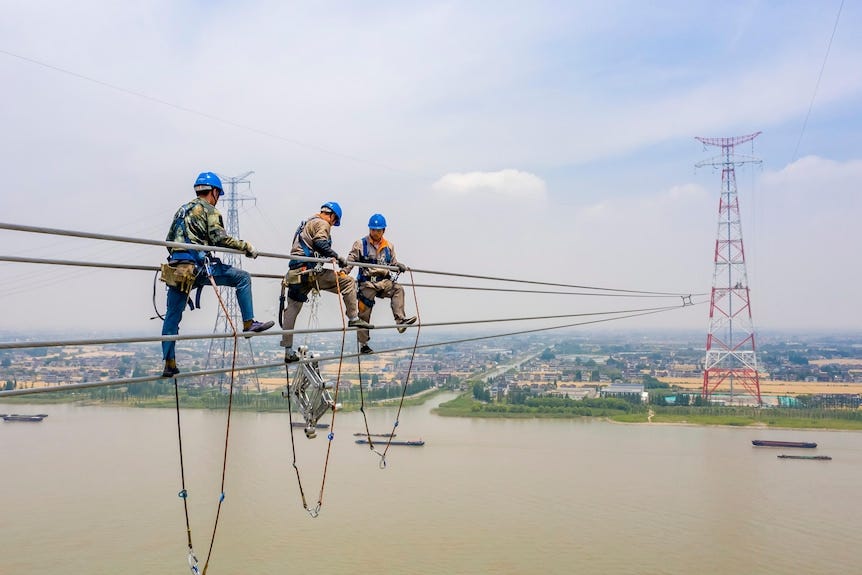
696 133 762 405
202 171 261 391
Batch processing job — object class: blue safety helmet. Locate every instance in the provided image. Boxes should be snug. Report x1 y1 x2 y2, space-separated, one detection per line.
368 213 387 230
194 172 224 196
321 201 342 226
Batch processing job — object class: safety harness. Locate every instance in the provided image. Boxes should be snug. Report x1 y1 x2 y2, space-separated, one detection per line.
279 218 326 320
163 199 210 311
356 236 393 282
356 236 394 310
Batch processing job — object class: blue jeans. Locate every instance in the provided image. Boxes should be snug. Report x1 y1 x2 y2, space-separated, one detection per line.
161 262 254 361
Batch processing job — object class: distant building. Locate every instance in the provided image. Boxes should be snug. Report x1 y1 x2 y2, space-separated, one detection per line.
547 386 595 400
600 383 647 403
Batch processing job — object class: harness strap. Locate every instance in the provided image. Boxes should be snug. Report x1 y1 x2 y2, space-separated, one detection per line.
294 220 313 257
193 285 204 310
293 216 328 261
357 292 376 310
357 237 393 283
168 200 207 264
278 280 286 328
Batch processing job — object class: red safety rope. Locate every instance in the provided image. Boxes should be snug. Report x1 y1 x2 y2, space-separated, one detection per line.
357 268 422 467
171 266 240 575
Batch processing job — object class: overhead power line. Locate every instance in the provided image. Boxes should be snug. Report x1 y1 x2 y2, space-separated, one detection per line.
791 0 845 162
0 223 704 398
0 300 703 352
0 302 697 398
0 222 697 298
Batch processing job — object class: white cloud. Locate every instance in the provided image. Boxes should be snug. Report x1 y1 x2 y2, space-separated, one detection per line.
746 156 862 330
431 169 547 201
761 155 862 198
1 2 861 333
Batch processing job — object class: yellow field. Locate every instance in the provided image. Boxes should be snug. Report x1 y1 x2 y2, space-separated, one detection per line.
809 358 862 367
661 376 861 395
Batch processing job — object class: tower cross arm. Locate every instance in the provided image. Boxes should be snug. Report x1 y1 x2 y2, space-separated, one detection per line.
218 170 255 184
695 132 761 149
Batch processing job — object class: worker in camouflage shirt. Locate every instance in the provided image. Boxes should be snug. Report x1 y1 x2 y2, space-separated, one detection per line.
160 171 273 377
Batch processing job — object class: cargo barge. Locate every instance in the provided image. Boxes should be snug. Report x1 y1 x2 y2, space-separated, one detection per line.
355 439 424 447
752 439 817 448
1 414 48 422
777 454 831 460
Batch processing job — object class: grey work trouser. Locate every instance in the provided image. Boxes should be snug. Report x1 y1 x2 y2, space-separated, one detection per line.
357 278 406 344
280 269 358 349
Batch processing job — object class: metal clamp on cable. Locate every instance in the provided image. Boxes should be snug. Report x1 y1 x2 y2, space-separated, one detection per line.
188 549 201 575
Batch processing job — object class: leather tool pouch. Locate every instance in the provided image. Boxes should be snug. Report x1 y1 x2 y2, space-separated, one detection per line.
160 262 197 294
286 268 303 285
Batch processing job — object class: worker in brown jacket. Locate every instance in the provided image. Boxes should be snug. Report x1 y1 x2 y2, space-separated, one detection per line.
281 202 373 362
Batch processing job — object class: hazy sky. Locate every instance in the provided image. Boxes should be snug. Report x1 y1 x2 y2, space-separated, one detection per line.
1 0 859 337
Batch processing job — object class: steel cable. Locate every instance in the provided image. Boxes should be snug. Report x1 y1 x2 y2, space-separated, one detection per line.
0 222 706 401
0 222 697 297
0 300 701 398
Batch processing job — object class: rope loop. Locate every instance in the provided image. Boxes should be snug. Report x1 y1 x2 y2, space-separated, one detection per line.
178 489 188 499
281 266 347 520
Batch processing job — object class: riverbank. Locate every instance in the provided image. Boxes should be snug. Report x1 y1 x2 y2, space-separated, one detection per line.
434 393 862 430
611 410 862 430
0 387 449 413
4 388 862 431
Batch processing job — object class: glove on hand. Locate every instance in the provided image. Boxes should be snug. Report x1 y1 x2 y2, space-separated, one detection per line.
336 256 348 268
244 242 259 259
396 262 408 272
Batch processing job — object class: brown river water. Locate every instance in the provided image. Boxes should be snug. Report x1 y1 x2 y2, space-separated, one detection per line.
2 394 860 574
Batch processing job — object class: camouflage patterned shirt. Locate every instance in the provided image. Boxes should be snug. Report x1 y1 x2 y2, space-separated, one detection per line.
166 197 248 261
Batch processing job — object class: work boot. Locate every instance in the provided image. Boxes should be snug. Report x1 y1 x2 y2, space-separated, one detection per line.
284 348 300 363
243 319 275 338
348 317 374 329
162 360 180 378
396 316 417 333
360 344 374 355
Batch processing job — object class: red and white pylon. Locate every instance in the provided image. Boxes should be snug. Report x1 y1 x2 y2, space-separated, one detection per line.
696 132 762 405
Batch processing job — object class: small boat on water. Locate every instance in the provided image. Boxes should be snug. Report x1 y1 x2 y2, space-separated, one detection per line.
353 432 396 438
355 439 424 447
752 440 817 448
778 454 831 461
1 414 48 422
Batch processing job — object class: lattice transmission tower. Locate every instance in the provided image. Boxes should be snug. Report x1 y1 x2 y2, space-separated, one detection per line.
696 133 762 406
201 171 261 391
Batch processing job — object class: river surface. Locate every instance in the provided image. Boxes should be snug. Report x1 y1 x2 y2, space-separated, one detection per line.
2 394 860 575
